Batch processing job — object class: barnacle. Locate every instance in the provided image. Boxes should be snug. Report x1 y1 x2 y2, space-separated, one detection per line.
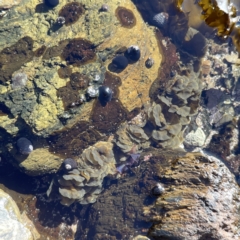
11 72 28 90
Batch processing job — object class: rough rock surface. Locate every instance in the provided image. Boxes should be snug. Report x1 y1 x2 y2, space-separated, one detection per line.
0 0 162 176
9 147 62 176
75 149 240 240
0 0 161 137
0 189 35 240
148 153 240 240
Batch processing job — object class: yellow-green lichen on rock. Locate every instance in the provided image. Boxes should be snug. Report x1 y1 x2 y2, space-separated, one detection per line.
0 0 162 138
29 95 60 132
10 146 63 176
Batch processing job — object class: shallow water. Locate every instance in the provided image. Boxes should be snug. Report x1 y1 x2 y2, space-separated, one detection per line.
1 0 240 239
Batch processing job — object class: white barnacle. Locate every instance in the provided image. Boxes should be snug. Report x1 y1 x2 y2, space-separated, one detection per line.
11 72 28 90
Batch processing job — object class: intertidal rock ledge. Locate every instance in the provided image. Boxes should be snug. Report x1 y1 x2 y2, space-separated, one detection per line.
75 149 240 240
147 153 240 240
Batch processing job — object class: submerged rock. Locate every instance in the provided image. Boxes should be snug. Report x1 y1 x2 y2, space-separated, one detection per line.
0 0 161 138
148 153 240 240
75 149 240 239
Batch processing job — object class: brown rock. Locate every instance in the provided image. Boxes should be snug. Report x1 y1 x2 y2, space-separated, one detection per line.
148 153 240 240
75 150 240 240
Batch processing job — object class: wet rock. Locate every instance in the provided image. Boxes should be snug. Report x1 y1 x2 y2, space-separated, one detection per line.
57 66 72 79
0 36 34 84
48 121 102 158
0 0 22 9
0 189 35 240
132 236 150 240
61 38 96 66
76 149 240 239
10 143 62 176
91 97 127 134
147 152 240 240
206 123 235 160
202 88 229 110
0 0 161 139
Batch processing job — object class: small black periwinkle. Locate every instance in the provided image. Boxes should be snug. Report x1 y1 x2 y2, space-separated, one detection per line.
63 158 78 171
151 183 165 197
98 86 113 107
100 4 109 12
145 57 154 68
112 55 128 70
126 45 141 62
45 0 59 7
17 137 33 155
